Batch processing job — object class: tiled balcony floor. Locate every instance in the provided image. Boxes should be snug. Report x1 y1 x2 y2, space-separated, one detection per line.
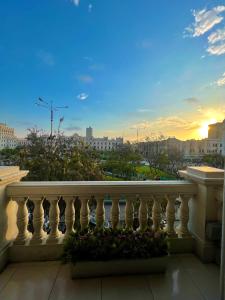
0 254 220 300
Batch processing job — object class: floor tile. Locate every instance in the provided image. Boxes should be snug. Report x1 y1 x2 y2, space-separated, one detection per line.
0 265 16 292
0 262 60 300
49 264 101 300
178 255 220 300
102 275 154 300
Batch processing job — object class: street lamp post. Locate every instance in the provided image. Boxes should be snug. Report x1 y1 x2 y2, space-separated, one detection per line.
36 97 68 139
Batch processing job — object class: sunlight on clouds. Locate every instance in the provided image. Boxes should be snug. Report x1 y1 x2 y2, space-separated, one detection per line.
208 27 225 44
216 72 225 86
185 6 225 37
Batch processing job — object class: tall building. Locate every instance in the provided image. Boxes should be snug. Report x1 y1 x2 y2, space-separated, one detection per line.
86 126 93 140
0 123 29 150
0 123 18 149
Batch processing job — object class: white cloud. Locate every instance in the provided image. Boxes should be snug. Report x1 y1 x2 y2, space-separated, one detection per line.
185 6 225 37
37 50 55 66
216 72 225 86
208 27 225 43
71 0 80 6
207 43 225 55
131 116 199 131
77 93 89 100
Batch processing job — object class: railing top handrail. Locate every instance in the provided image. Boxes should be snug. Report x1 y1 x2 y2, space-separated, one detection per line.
7 180 197 197
8 180 194 187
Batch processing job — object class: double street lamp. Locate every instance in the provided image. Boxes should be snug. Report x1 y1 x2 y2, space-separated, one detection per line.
36 97 68 139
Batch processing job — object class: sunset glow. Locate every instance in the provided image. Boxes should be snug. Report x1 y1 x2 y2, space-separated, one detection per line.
198 118 217 139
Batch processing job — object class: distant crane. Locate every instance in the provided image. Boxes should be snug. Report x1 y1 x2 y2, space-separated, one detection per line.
36 97 68 139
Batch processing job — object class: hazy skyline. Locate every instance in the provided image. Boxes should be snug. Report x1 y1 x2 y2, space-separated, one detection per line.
0 0 225 141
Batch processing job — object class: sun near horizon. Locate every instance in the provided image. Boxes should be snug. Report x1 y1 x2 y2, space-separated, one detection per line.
198 118 218 139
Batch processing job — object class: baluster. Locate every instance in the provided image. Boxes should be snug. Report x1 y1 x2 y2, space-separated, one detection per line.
152 195 162 232
80 197 89 230
165 194 177 237
30 197 45 244
64 196 75 239
96 197 105 229
47 196 60 244
178 194 191 237
125 196 134 229
110 197 120 229
138 196 148 231
14 197 29 245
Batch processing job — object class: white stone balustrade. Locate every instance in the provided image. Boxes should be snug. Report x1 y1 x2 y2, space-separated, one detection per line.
110 197 120 229
0 166 223 266
64 196 75 238
125 196 134 229
96 197 105 229
5 180 198 245
14 197 29 245
46 197 60 244
165 194 177 237
138 196 148 231
30 197 45 244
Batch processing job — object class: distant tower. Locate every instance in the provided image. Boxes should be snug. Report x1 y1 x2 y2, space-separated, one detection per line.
86 126 93 140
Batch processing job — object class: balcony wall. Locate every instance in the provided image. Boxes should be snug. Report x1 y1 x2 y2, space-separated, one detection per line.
0 165 224 272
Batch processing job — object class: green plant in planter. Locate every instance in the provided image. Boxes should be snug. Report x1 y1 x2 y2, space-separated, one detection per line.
62 228 168 264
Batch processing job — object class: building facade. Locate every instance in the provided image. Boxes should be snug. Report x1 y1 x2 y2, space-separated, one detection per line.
138 120 225 160
0 123 29 150
85 127 123 151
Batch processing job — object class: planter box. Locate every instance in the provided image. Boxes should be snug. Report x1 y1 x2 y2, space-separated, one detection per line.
71 256 168 279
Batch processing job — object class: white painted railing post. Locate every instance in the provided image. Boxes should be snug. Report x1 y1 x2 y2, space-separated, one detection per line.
64 196 75 238
165 194 177 237
14 197 29 245
80 197 89 230
96 197 105 229
47 197 60 244
138 196 148 231
125 196 134 229
152 195 162 232
110 197 120 229
30 197 45 244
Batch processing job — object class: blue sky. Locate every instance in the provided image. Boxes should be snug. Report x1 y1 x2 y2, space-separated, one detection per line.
0 0 225 141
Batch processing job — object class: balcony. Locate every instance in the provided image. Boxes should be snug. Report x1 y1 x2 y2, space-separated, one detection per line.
0 165 224 300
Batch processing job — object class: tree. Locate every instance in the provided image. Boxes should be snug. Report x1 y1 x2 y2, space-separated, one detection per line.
202 154 224 169
3 129 103 181
139 135 183 178
102 143 142 179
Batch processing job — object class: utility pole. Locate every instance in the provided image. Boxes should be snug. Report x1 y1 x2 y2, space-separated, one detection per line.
36 98 68 139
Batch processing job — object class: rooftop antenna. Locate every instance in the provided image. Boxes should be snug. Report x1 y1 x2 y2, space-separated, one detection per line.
36 97 68 139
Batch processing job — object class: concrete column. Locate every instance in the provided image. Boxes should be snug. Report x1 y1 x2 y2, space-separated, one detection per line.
179 166 224 262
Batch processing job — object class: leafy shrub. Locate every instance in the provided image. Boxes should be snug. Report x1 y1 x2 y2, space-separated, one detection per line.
63 228 168 263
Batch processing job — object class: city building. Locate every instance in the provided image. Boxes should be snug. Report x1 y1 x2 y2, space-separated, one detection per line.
0 123 18 149
86 126 93 140
0 123 29 150
138 120 225 160
85 127 123 151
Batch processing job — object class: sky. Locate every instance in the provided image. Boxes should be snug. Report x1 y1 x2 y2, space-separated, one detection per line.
0 0 225 141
